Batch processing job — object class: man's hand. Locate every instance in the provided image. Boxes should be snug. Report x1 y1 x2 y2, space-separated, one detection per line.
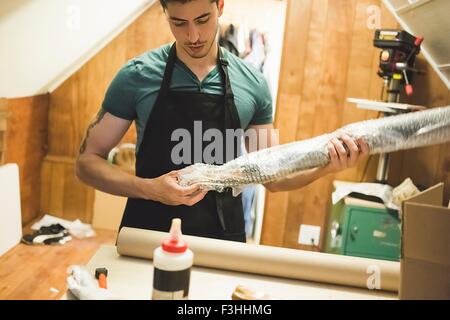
139 170 208 206
325 134 369 174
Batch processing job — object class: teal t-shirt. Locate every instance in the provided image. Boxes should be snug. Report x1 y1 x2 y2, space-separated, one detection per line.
102 43 273 151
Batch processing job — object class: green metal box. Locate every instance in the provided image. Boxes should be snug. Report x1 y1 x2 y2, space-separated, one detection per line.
324 198 401 261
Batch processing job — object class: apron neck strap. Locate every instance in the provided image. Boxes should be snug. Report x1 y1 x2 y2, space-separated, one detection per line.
158 44 177 97
218 46 234 100
159 43 234 99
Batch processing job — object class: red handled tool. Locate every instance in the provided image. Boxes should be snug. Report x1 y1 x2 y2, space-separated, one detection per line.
95 268 108 289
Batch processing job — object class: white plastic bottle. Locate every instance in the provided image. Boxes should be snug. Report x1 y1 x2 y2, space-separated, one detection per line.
152 218 193 300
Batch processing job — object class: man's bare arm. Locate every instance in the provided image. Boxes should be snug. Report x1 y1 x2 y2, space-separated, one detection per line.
75 109 146 198
76 109 206 205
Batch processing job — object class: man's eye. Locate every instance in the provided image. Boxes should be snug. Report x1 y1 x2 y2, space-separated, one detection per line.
173 22 186 27
197 18 209 24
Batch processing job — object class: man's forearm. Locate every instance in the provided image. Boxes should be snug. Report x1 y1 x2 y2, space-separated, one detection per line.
76 154 149 199
265 166 331 192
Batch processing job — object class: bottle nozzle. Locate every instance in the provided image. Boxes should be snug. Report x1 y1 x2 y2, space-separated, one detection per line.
169 218 182 242
162 218 188 253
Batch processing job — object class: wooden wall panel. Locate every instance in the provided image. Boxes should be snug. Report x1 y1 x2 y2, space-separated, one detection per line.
388 61 450 204
303 0 355 248
40 156 94 223
262 0 449 249
284 0 359 250
0 101 8 164
43 3 173 222
261 0 313 246
1 95 49 226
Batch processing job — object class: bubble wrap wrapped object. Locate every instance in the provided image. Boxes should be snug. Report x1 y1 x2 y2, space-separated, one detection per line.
178 106 450 196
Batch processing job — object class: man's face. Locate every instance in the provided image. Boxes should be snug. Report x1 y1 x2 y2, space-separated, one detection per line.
165 0 223 59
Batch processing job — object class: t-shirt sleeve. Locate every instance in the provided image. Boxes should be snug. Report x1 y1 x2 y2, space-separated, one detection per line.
250 77 274 125
101 60 139 120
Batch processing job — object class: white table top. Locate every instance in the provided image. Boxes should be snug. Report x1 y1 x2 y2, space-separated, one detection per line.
66 245 397 300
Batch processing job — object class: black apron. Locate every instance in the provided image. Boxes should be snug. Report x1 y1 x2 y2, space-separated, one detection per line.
119 44 246 242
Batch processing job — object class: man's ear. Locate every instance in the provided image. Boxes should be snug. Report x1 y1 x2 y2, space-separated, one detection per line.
217 0 224 17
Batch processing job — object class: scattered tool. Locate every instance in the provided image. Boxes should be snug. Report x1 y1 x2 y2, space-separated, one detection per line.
95 268 108 289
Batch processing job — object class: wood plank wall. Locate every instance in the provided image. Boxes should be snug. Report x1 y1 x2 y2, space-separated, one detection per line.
1 95 49 226
261 0 450 249
0 99 7 164
42 4 173 222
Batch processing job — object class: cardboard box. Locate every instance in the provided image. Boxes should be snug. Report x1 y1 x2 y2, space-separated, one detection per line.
399 183 450 300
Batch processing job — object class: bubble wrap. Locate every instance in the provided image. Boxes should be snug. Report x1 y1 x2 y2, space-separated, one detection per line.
178 106 450 195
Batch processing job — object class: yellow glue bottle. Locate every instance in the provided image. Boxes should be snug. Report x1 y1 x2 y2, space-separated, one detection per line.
152 218 193 300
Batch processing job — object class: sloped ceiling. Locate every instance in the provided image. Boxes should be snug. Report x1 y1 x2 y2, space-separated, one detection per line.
384 0 450 89
0 0 156 98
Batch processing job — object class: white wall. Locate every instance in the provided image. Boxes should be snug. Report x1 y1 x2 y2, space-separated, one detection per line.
220 0 287 115
0 164 22 257
0 0 155 98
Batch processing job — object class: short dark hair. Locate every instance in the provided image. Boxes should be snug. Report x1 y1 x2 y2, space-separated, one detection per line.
159 0 219 10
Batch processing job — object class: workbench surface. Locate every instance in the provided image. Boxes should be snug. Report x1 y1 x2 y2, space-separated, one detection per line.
67 245 397 300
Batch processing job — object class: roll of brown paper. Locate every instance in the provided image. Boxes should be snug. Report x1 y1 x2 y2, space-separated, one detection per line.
117 227 399 292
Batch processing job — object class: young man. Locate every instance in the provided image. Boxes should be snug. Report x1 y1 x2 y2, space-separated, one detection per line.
76 0 369 242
